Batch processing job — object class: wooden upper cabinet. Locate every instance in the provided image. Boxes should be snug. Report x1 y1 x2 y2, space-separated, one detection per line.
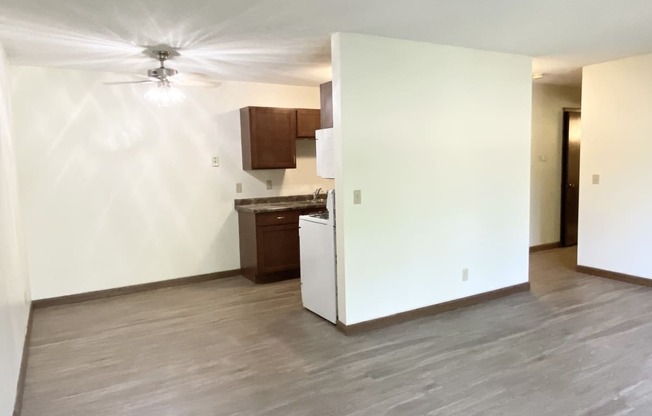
240 107 297 170
296 109 320 139
320 81 333 129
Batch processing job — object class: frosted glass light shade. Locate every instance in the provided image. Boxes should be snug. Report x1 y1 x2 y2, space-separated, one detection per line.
145 83 185 107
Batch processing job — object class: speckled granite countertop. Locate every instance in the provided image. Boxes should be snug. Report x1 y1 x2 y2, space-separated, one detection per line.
235 194 327 213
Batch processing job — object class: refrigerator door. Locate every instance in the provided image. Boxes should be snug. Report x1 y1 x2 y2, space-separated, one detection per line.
316 128 335 179
299 218 337 323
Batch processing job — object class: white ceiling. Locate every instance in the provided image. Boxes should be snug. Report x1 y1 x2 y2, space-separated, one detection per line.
1 0 651 87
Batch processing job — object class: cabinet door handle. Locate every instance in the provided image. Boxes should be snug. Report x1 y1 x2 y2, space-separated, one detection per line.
277 216 285 220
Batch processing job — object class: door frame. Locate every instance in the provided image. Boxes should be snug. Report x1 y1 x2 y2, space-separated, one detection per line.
560 108 581 247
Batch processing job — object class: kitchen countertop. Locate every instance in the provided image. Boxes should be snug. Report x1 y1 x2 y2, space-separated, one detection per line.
234 194 327 213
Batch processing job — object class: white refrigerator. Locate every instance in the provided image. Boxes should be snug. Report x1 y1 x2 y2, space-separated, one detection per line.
315 128 334 179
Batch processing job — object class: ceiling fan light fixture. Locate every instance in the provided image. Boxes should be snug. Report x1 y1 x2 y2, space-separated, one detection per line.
145 82 185 107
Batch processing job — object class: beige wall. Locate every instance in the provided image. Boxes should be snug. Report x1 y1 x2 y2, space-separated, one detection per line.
332 33 532 325
578 54 652 278
0 45 31 416
530 83 582 246
10 66 332 299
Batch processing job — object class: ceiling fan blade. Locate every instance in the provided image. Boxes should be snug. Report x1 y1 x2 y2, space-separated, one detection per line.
103 80 158 85
171 73 222 87
172 80 222 88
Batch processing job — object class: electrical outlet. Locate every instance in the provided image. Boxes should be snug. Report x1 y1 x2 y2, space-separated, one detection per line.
266 180 273 190
236 183 243 193
462 268 469 282
353 190 362 205
211 156 219 167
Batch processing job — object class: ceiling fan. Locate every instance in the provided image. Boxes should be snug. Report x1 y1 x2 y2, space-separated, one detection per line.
104 49 220 106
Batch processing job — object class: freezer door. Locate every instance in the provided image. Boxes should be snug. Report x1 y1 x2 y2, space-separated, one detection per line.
299 219 336 323
316 128 335 179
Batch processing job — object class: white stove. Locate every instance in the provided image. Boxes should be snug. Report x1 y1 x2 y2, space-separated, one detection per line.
299 190 336 323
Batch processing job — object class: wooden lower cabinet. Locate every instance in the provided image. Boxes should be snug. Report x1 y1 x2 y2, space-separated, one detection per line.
257 223 300 276
238 208 322 283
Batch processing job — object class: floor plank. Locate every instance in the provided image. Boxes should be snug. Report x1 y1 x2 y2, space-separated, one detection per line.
21 247 652 415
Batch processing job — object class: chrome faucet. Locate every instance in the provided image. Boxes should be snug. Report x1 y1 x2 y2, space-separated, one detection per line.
313 187 322 201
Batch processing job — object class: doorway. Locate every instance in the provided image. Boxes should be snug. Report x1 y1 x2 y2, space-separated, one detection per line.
560 109 581 247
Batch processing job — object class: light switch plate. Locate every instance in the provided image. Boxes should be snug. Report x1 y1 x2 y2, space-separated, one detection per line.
353 190 362 205
592 174 600 185
236 183 243 193
212 156 219 167
462 268 469 281
266 180 273 190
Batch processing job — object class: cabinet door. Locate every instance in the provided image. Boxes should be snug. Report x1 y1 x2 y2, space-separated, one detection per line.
296 109 321 138
243 107 297 169
257 223 300 274
320 82 333 129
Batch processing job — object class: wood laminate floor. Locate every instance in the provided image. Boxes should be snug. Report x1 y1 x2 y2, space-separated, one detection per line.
22 247 652 415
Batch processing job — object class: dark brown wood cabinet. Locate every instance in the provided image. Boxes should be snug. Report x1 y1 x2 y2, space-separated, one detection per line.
320 81 333 129
240 107 321 170
238 208 322 283
296 109 320 138
240 107 297 170
257 222 300 275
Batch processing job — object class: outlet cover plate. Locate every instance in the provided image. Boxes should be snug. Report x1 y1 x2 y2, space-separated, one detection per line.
353 190 362 205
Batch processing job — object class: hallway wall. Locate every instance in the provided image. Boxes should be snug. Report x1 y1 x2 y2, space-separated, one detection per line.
530 83 581 247
0 43 31 416
578 54 652 278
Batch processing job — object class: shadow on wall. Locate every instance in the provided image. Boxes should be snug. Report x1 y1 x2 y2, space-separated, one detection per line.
214 108 288 194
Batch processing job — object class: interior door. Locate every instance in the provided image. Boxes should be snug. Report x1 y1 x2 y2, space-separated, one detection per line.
561 109 581 246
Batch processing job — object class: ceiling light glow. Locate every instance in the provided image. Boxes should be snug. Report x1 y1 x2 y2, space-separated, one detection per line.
144 81 185 107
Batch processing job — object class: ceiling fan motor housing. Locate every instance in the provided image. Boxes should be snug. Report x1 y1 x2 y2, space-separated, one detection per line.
148 67 178 79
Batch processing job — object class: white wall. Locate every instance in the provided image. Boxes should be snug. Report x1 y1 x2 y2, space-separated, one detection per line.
10 66 332 300
332 33 532 325
530 84 581 246
0 45 31 416
578 54 652 278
